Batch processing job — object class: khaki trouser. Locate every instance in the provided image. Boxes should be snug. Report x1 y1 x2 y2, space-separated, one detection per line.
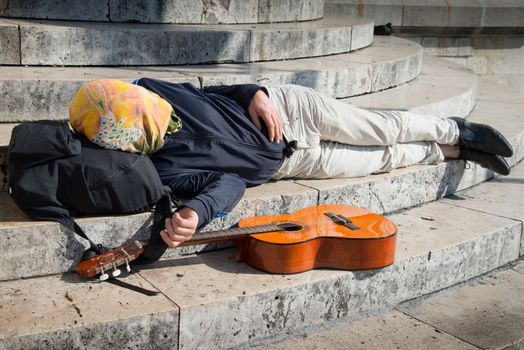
268 85 460 179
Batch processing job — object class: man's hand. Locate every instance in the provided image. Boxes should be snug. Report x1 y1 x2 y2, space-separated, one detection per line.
161 207 199 248
248 90 283 143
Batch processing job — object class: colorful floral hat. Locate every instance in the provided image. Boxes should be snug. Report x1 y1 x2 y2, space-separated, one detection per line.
69 79 181 154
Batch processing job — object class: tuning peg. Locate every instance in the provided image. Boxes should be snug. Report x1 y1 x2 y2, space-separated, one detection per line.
99 267 109 281
111 263 121 277
124 258 131 272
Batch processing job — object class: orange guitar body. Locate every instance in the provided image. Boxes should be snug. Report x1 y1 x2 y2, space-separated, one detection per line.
235 204 397 274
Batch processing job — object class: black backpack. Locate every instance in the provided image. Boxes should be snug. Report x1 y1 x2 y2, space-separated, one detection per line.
7 120 171 261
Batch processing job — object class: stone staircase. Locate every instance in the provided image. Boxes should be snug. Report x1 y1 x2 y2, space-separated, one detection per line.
0 1 523 349
326 0 524 93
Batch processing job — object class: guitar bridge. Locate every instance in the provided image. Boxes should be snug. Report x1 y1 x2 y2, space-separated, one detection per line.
324 212 360 230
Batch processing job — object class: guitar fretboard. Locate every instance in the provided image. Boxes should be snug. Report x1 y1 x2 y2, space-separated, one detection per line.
188 224 285 244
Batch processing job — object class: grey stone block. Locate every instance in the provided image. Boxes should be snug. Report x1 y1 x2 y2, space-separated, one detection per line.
265 310 478 350
0 0 324 24
0 70 194 122
109 0 202 24
201 0 258 24
0 0 108 21
0 23 19 65
457 37 473 56
325 3 403 26
0 274 179 349
350 19 374 51
442 161 524 256
0 193 156 280
254 60 372 98
372 53 421 91
249 26 352 62
297 161 487 215
258 0 324 23
1 36 418 123
422 37 460 57
20 23 252 66
402 3 449 27
0 79 85 121
448 5 483 27
484 5 524 27
399 269 524 350
16 15 369 66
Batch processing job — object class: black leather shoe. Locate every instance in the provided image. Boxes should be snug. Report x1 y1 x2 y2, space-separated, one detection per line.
450 117 513 157
459 147 511 175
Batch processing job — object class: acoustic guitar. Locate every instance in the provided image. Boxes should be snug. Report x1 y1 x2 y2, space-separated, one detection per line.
75 204 397 280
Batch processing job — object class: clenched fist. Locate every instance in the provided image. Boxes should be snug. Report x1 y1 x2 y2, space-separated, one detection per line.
161 207 199 248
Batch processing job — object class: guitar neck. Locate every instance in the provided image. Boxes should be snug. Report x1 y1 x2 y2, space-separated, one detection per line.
178 223 283 247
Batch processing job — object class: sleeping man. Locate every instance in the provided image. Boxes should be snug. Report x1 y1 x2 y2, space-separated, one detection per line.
131 78 513 248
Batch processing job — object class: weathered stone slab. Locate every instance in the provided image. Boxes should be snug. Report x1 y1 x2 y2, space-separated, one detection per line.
0 23 19 65
399 268 524 350
442 161 524 255
325 1 403 26
0 193 152 280
484 2 524 27
346 36 423 91
19 22 252 66
14 15 371 66
110 0 203 24
0 0 324 24
0 36 420 122
326 0 524 28
0 0 108 21
254 310 477 350
257 0 324 23
422 37 461 56
0 68 194 122
137 202 521 349
295 161 490 215
348 74 476 118
250 26 351 62
248 16 365 62
401 1 450 27
350 17 375 51
0 273 179 349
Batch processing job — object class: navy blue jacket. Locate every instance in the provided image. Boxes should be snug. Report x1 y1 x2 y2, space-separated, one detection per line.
134 78 286 228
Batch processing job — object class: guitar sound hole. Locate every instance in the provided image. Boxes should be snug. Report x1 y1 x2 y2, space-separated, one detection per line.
277 223 303 231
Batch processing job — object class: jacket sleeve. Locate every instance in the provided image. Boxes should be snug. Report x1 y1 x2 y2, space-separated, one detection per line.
166 171 246 229
202 84 267 110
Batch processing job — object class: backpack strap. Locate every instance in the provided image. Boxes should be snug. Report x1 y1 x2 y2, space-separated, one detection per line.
57 217 108 255
136 194 172 263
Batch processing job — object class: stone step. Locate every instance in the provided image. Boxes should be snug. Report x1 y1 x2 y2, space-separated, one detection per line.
2 59 520 283
0 0 324 24
0 15 373 66
346 55 477 118
1 160 523 349
325 0 524 30
0 36 422 122
255 260 524 350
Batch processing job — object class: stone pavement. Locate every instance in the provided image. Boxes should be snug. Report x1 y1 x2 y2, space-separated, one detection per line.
254 260 524 350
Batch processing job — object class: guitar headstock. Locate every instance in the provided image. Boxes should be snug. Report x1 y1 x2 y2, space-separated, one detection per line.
75 241 145 280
